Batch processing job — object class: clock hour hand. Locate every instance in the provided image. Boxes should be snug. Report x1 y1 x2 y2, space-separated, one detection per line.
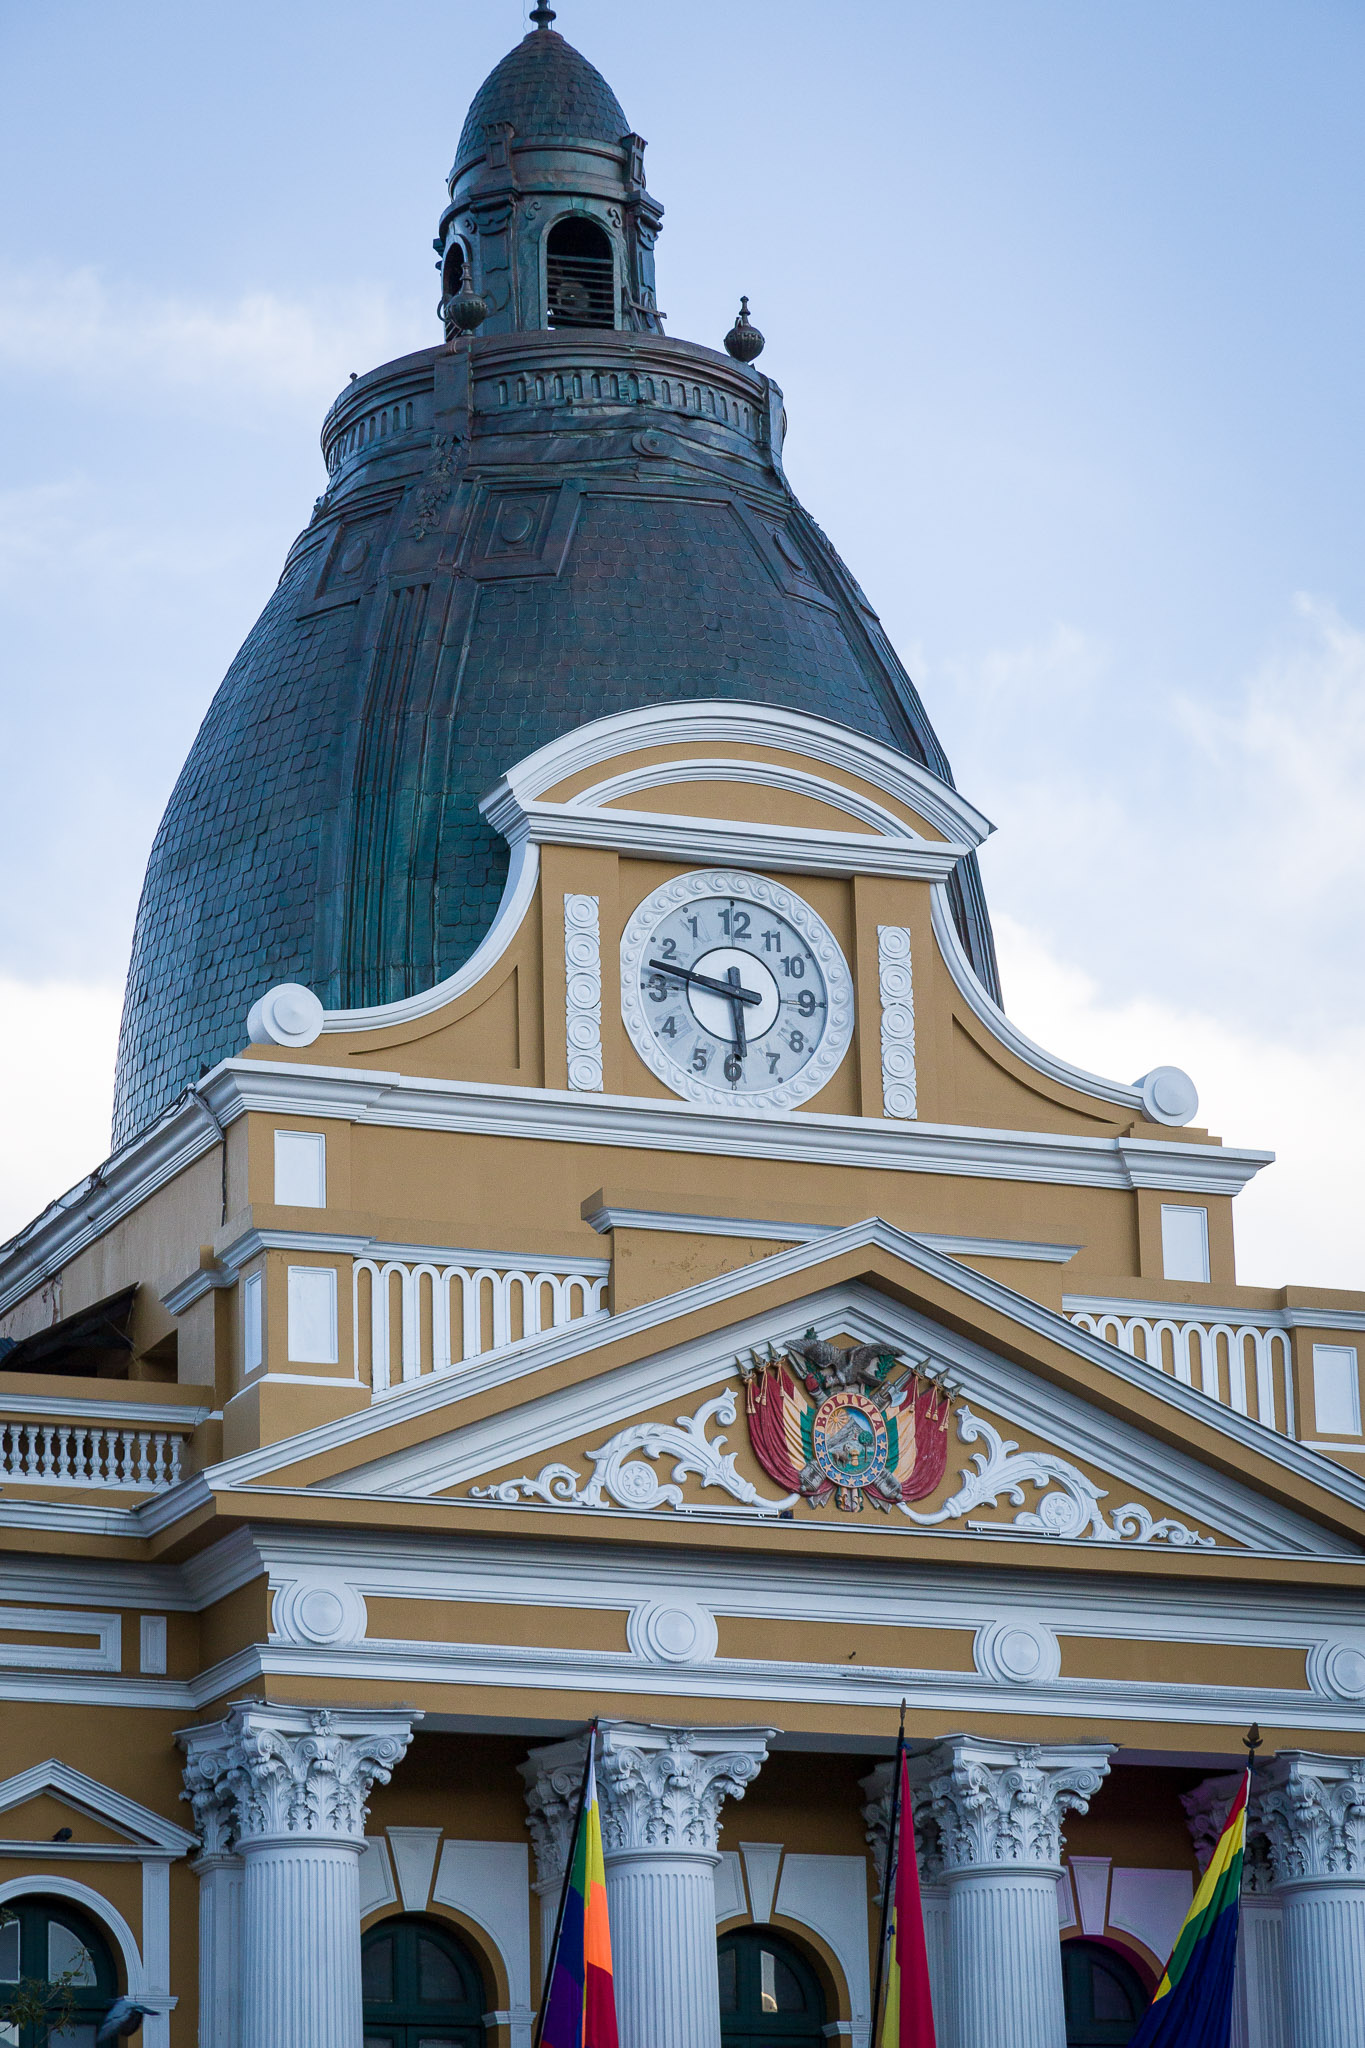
725 965 748 1059
648 959 763 1006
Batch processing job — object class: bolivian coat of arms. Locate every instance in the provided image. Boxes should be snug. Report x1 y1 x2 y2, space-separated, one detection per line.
740 1332 951 1514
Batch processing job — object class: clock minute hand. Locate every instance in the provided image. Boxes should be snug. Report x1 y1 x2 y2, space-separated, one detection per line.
648 959 763 1006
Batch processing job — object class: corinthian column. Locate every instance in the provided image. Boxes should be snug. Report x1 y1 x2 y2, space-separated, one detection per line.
1261 1750 1365 2048
910 1735 1113 2048
520 1732 591 1976
180 1702 417 2048
178 1758 243 2048
596 1722 773 2048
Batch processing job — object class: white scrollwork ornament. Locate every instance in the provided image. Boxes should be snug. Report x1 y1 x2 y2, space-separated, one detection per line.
900 1405 1214 1548
470 1388 799 1515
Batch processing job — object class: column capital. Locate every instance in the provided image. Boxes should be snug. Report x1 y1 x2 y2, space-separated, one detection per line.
860 1759 944 1888
520 1733 590 1892
908 1734 1113 1875
1261 1749 1365 1885
1181 1769 1274 1893
597 1722 774 1857
179 1699 419 1850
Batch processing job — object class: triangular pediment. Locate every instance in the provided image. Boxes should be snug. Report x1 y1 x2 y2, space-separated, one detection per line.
212 1222 1363 1562
0 1761 197 1854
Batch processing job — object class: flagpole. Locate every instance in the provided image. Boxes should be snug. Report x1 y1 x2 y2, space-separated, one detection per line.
531 1717 599 2048
869 1698 907 2048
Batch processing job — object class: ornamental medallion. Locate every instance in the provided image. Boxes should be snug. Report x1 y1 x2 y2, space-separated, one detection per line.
740 1331 952 1514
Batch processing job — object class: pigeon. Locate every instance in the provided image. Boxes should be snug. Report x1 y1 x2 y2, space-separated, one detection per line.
97 1997 157 2043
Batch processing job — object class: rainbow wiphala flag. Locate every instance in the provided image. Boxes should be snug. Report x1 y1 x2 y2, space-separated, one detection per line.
1129 1770 1248 2048
539 1749 619 2048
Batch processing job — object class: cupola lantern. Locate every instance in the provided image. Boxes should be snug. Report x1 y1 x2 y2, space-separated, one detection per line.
435 16 664 339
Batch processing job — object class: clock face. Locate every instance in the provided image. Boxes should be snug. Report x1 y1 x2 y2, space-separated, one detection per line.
620 871 855 1111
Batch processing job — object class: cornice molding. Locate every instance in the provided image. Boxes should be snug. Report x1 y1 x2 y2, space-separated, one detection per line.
485 798 974 882
583 1206 1079 1263
1066 1294 1365 1336
193 1061 1270 1197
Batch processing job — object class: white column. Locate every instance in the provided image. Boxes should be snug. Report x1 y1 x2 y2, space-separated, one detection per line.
1182 1771 1284 2048
1262 1751 1365 2048
910 1735 1113 2048
521 1733 591 1980
597 1721 773 2048
180 1703 417 2048
861 1759 950 2032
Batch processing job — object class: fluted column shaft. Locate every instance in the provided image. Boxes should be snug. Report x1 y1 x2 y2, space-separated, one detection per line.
240 1838 364 2048
946 1868 1066 2048
1262 1750 1365 2048
179 1702 417 2048
191 1853 243 2048
909 1734 1113 2048
605 1846 723 2048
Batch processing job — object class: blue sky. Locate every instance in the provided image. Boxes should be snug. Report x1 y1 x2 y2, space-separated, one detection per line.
1 0 1362 1282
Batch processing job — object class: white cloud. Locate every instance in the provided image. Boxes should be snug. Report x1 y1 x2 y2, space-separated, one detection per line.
0 266 421 404
949 599 1365 1043
0 980 121 1250
993 913 1365 1292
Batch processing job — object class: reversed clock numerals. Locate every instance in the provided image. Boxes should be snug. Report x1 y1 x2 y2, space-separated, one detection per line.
640 895 828 1094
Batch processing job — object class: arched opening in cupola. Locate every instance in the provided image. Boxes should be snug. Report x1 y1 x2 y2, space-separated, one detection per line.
546 216 615 329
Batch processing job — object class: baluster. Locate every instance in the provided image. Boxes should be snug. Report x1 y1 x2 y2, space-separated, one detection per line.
0 1422 12 1480
38 1426 55 1477
136 1432 151 1485
168 1435 183 1486
151 1436 167 1487
22 1425 38 1478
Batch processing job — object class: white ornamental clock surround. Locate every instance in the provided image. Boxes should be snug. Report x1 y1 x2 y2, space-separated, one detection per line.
620 869 855 1111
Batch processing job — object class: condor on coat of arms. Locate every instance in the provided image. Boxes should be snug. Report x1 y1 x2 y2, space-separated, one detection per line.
740 1332 951 1513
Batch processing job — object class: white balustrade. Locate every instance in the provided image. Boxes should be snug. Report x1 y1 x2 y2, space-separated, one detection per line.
1068 1308 1292 1433
0 1419 186 1489
354 1254 609 1394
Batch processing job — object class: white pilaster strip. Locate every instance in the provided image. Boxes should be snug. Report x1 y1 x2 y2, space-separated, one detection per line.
564 894 604 1091
877 926 916 1118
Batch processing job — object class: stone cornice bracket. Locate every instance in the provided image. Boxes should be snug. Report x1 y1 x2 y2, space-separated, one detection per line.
178 1700 419 1850
860 1758 944 1888
1261 1750 1365 1884
520 1733 591 1892
908 1735 1114 1875
596 1722 775 1857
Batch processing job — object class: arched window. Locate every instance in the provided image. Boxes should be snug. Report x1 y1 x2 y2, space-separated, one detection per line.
546 217 615 330
361 1915 485 2048
717 1928 827 2048
1062 1938 1149 2046
442 243 466 303
0 1895 119 2047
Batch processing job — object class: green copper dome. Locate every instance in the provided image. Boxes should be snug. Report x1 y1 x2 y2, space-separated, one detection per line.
452 24 630 176
111 25 998 1146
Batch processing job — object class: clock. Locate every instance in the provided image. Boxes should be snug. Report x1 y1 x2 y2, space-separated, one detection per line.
620 870 855 1110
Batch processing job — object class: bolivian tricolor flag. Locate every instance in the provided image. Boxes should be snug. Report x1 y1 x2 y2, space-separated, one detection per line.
538 1749 619 2048
876 1750 937 2048
1129 1770 1248 2048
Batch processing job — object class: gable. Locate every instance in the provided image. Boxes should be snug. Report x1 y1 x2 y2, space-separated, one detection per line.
321 1285 1331 1557
0 1761 196 1854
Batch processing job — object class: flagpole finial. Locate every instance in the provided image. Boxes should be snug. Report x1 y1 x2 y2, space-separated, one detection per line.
1243 1722 1263 1765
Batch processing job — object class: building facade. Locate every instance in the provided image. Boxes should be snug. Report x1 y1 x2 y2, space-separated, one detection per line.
2 16 1364 2048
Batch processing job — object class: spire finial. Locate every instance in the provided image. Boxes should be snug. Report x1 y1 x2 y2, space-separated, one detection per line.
530 3 556 27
